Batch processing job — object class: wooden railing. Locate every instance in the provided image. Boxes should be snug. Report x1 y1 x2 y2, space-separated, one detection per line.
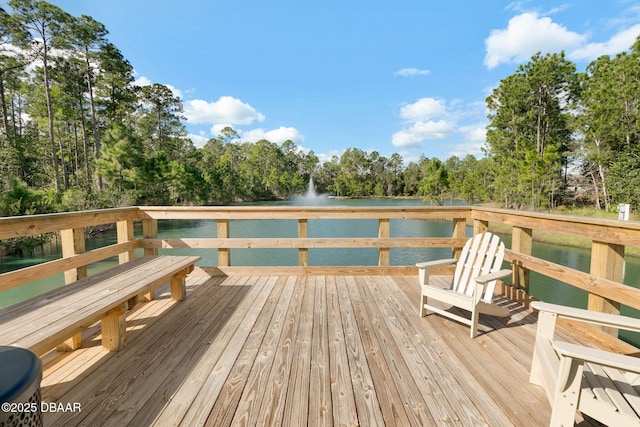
470 207 640 323
137 206 471 274
2 205 640 336
0 207 142 292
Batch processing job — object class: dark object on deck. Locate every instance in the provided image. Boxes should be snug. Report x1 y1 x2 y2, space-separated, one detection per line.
0 346 42 427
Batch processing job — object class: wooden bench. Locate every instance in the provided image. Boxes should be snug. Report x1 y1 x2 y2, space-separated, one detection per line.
0 255 200 356
530 301 640 426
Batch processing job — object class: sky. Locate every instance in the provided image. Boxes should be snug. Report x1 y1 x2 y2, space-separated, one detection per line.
6 0 640 164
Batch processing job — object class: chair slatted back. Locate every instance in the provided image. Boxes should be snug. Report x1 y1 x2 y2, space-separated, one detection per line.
452 232 506 303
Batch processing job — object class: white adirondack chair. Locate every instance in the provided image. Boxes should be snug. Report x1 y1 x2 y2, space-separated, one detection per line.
530 301 640 426
417 232 511 338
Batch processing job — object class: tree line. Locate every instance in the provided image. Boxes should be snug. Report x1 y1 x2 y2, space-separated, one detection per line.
0 0 639 219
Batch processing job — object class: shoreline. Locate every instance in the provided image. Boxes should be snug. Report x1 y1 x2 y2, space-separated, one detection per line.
482 217 640 258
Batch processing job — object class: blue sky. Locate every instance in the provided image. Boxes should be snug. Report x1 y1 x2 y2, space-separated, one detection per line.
12 1 640 164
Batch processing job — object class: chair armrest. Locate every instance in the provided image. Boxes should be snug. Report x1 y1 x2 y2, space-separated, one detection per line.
532 301 640 334
474 269 511 284
554 341 640 374
416 258 457 270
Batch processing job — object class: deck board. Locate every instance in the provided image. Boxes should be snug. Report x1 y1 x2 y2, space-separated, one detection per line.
350 275 434 426
229 276 297 426
366 275 490 426
308 276 332 427
37 273 610 426
282 275 314 427
334 275 388 426
325 275 359 427
203 275 287 426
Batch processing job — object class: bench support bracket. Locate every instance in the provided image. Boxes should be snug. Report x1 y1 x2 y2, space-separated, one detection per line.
57 333 82 352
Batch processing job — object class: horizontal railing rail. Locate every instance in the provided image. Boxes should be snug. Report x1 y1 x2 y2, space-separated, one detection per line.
1 205 640 337
0 207 142 240
139 237 462 249
0 241 140 292
138 205 473 220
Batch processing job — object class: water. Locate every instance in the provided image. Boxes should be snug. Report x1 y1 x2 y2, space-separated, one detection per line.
289 176 329 205
0 230 130 307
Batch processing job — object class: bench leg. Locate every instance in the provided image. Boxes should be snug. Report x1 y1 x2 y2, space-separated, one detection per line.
127 295 139 309
102 303 127 351
170 271 188 301
57 332 82 352
141 289 155 302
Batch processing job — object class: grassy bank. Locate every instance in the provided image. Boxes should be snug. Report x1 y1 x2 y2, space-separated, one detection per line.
483 206 640 258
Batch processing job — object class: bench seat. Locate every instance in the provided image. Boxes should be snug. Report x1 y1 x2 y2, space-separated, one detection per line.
0 255 200 355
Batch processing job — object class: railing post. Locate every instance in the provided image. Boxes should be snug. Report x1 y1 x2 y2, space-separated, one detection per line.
511 226 532 306
473 219 488 236
589 241 624 336
61 227 87 283
118 219 139 305
298 219 309 266
218 219 230 267
141 218 158 302
378 218 390 266
142 218 158 257
117 219 135 264
452 218 467 258
59 227 86 351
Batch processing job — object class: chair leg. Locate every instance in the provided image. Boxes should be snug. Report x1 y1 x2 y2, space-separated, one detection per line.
419 292 428 317
470 308 480 338
550 356 582 426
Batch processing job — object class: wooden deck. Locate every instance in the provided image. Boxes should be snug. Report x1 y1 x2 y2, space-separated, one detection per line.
39 273 611 426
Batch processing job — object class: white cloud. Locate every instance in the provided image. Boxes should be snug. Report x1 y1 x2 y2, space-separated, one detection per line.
210 123 234 136
391 120 454 148
132 75 183 98
445 125 488 157
391 97 489 156
449 140 486 158
124 77 308 149
184 96 266 125
240 126 304 144
317 149 343 163
165 84 183 99
486 11 640 69
459 125 486 142
484 12 585 68
394 67 431 77
188 133 209 148
133 75 151 86
393 98 455 148
569 23 640 61
399 98 446 122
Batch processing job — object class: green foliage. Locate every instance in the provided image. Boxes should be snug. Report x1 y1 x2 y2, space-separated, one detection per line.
579 43 640 210
486 52 578 209
0 1 639 216
0 179 55 255
446 155 491 204
0 178 54 216
607 145 640 210
418 158 448 205
94 122 142 193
